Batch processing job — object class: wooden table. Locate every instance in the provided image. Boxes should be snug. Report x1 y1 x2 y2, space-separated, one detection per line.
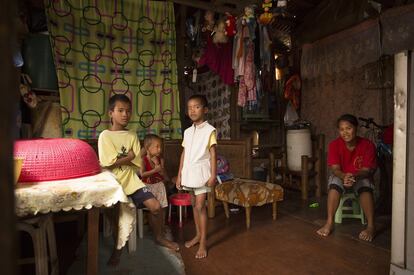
15 171 132 275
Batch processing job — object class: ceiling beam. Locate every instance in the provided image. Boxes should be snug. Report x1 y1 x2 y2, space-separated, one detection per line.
168 0 241 14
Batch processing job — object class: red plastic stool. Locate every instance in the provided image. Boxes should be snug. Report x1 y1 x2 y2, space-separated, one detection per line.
168 193 192 227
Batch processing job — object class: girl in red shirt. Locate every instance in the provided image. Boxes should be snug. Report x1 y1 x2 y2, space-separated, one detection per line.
317 114 376 242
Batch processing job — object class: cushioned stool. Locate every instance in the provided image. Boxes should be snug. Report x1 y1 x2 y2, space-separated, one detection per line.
335 192 366 224
17 214 59 275
168 193 192 227
215 179 284 229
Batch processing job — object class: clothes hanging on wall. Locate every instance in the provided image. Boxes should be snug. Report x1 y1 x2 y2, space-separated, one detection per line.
198 35 234 85
237 43 256 107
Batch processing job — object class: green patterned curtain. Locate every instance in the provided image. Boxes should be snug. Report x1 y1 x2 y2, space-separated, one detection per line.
45 0 181 139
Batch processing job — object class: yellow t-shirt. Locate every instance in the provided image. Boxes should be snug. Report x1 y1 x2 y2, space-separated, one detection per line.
98 129 145 195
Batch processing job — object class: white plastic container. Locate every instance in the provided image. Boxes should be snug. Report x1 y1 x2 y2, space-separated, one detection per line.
286 129 312 171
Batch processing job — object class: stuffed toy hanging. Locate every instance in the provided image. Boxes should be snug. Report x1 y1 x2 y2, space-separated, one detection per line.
242 6 255 26
259 0 274 25
201 10 215 33
241 5 257 40
212 19 228 44
224 12 236 37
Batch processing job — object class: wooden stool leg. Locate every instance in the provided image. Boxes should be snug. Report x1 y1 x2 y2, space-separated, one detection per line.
245 207 251 229
272 202 277 220
223 202 230 218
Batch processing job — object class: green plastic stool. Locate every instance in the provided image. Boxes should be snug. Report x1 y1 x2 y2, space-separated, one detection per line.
335 192 366 224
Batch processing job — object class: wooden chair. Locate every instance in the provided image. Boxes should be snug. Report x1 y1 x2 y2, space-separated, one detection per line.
269 134 325 200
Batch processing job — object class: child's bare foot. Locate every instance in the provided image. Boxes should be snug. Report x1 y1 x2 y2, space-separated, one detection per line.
156 237 180 251
317 222 334 237
195 244 207 259
107 249 122 266
359 226 375 242
185 236 200 248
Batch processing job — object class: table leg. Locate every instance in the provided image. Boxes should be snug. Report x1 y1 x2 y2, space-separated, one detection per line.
87 207 99 275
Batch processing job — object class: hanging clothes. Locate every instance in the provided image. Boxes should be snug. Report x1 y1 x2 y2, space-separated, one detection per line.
284 74 301 109
198 35 234 85
238 44 256 107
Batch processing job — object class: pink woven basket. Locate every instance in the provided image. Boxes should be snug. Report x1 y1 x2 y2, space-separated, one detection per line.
14 138 101 183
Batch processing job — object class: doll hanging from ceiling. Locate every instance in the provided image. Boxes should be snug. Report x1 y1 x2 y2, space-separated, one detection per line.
212 18 228 44
201 10 215 34
242 5 257 40
259 0 274 25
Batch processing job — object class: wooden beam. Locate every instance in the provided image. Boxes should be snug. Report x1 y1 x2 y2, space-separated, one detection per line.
0 0 18 274
175 5 187 132
168 0 240 14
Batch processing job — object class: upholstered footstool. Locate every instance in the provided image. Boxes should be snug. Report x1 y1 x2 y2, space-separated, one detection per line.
215 179 284 229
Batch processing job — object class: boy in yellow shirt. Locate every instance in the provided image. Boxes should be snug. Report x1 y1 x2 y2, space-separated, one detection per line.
98 94 178 265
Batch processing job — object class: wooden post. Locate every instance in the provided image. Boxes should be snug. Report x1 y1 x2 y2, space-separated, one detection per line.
0 0 18 274
272 201 277 220
315 148 322 198
175 5 187 132
319 134 327 193
301 156 309 200
207 185 215 218
269 152 275 183
87 207 99 275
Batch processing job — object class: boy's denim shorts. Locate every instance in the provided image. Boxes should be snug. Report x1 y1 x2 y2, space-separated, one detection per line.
128 186 155 208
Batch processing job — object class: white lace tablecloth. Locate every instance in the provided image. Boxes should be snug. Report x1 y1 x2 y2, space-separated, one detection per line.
15 171 136 249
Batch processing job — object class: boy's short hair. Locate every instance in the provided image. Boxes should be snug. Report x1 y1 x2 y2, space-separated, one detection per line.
337 114 359 128
108 94 131 111
143 134 162 149
188 94 208 108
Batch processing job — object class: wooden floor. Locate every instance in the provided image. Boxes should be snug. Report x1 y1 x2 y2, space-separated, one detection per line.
171 191 391 275
19 191 391 275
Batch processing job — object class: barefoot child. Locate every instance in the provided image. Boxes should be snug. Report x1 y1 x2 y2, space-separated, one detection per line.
140 134 170 227
98 94 178 265
176 94 217 259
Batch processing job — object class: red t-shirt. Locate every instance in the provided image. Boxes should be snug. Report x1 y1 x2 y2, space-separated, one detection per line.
327 137 377 174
